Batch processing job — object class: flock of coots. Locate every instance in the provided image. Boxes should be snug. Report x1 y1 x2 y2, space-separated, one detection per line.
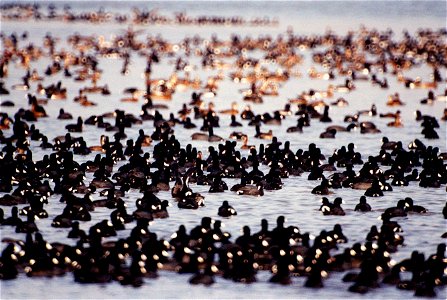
0 3 446 298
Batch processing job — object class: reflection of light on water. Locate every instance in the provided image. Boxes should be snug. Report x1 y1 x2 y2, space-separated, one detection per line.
0 2 446 299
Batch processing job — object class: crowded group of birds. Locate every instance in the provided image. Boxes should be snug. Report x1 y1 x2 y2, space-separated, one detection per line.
0 2 279 27
0 3 446 298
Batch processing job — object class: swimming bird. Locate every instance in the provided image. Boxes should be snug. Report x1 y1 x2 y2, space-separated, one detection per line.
0 82 10 94
383 199 408 218
57 108 73 120
319 197 333 213
319 106 332 122
191 126 224 142
218 201 237 217
121 87 143 102
287 117 305 133
240 135 255 150
403 197 427 213
254 125 272 140
240 105 255 120
65 117 83 132
331 97 349 107
219 101 239 115
312 178 332 195
324 197 345 216
229 115 242 127
358 104 377 116
386 93 404 106
354 196 371 212
234 182 264 196
319 128 336 139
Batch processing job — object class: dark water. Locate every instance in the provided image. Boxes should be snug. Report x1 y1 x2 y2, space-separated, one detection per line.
0 1 446 299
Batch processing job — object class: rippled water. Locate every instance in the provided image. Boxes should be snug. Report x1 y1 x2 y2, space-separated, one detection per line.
1 1 446 299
